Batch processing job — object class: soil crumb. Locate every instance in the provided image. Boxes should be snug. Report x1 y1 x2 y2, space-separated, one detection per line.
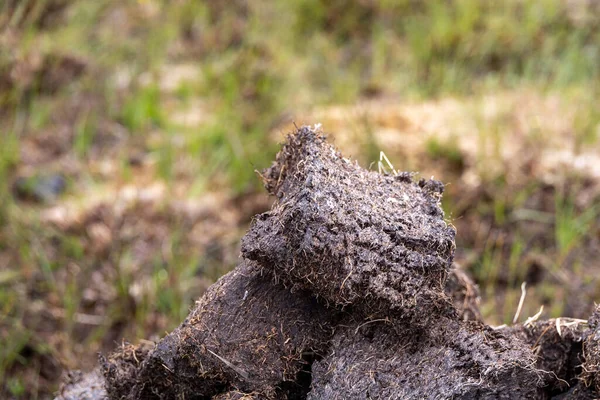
55 126 600 399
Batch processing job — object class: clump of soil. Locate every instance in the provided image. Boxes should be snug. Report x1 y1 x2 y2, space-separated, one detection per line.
505 318 588 394
56 126 600 399
242 128 456 325
504 308 600 400
309 317 543 399
100 341 154 400
104 260 335 399
580 306 600 393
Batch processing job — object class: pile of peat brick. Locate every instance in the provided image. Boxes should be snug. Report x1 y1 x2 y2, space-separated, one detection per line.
57 126 600 399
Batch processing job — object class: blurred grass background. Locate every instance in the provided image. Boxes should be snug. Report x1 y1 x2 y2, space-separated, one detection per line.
1 0 600 398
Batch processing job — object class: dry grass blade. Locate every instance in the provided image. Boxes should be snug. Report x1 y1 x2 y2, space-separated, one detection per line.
207 349 250 381
513 282 527 324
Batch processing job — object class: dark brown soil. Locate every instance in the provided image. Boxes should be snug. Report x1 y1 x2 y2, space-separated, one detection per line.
505 318 588 395
503 306 600 399
102 259 336 399
242 128 456 325
56 127 600 399
580 306 600 394
309 317 543 399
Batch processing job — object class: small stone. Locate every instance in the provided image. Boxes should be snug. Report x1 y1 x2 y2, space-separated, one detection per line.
13 173 66 203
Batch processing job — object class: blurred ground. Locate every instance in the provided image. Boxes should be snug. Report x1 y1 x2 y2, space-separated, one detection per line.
0 0 599 398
